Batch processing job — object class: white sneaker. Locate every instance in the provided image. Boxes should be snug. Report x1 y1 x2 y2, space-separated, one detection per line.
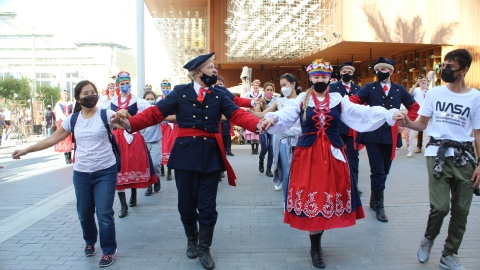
416 237 433 263
274 184 282 191
407 152 413 158
440 254 465 270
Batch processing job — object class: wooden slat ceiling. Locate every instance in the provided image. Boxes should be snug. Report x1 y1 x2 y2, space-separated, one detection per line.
144 1 440 70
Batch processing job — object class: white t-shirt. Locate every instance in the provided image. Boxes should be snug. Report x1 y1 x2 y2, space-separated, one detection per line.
412 87 428 105
419 85 480 157
62 108 116 172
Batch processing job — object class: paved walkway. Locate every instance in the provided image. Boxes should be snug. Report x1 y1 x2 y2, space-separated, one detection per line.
0 139 479 269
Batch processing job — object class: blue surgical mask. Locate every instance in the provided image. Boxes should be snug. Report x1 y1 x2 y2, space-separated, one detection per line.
119 84 131 94
147 100 155 105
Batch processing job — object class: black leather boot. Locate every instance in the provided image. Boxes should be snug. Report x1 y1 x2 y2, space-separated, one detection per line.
309 232 325 269
154 177 161 192
259 159 264 173
129 188 137 207
184 224 198 259
226 149 234 156
144 185 153 196
254 143 259 154
265 167 273 177
118 192 128 218
64 153 71 164
373 191 388 222
198 225 215 270
167 168 173 181
160 164 165 177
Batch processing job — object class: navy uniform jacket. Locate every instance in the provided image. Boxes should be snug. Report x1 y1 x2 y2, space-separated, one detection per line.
350 81 419 145
329 81 361 135
127 83 258 176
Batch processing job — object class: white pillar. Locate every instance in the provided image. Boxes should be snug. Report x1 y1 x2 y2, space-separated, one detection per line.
136 0 145 96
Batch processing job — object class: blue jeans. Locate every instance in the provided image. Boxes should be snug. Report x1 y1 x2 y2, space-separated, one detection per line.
259 133 273 167
46 127 53 137
73 165 117 255
279 143 294 205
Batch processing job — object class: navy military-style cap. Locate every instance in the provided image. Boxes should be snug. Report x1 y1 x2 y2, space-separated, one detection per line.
183 52 215 71
372 56 396 70
339 61 355 72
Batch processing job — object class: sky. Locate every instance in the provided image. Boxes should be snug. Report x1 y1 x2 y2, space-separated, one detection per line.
0 0 174 87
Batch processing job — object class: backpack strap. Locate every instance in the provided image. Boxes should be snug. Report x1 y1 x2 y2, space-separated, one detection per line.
70 112 80 151
100 109 110 132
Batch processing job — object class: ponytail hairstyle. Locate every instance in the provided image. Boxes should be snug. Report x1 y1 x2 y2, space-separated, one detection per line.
73 80 98 113
302 88 312 122
280 73 301 95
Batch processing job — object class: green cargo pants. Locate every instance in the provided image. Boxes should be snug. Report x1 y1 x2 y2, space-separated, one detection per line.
424 157 474 256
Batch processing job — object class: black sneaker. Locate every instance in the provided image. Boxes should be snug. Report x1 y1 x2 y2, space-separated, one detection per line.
84 244 96 257
99 250 117 268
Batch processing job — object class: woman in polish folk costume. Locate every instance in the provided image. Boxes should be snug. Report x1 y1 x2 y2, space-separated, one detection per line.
110 71 156 218
262 59 405 269
97 83 117 109
54 89 74 164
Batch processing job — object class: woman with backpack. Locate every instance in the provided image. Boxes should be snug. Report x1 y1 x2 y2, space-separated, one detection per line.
12 80 119 268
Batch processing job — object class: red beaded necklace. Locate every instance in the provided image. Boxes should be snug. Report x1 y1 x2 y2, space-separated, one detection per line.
117 94 132 111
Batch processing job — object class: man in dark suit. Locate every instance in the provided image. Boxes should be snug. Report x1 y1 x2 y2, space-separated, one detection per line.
350 57 419 222
329 62 362 195
114 52 262 270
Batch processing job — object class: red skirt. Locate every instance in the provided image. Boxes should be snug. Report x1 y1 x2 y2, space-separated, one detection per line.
114 129 156 190
284 133 364 231
161 123 177 164
54 120 74 152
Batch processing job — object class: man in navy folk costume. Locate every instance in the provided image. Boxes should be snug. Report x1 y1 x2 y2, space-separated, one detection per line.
350 57 419 222
329 62 362 195
114 52 263 270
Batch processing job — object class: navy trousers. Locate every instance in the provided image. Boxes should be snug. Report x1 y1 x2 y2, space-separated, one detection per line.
364 143 393 192
175 169 221 227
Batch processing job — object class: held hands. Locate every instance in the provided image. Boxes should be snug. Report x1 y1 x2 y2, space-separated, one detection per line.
396 112 410 127
12 149 27 159
257 116 277 133
111 109 132 130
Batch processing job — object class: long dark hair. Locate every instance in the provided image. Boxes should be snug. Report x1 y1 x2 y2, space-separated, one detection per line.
280 73 301 95
73 80 98 113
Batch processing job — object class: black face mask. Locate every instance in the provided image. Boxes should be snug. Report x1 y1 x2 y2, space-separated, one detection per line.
341 73 352 83
80 95 98 108
313 81 330 93
441 68 461 83
376 71 390 82
200 73 217 87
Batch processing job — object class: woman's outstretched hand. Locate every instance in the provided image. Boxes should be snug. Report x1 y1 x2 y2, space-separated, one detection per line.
12 149 27 159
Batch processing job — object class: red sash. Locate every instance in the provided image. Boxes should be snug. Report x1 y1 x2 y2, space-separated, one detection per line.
176 128 237 186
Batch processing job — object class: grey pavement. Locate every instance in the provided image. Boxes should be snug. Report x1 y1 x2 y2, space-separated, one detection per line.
0 137 479 270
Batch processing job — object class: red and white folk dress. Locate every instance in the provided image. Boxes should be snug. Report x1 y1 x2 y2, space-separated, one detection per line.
110 94 156 190
266 91 398 231
54 101 74 153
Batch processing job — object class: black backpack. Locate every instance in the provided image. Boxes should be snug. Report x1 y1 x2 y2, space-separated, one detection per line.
70 109 121 173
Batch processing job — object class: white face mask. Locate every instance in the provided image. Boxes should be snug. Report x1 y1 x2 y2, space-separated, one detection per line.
281 86 292 97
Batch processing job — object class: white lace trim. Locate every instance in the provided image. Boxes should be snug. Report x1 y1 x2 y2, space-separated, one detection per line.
286 187 352 218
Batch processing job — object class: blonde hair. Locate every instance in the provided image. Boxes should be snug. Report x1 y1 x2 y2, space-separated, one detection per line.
188 57 214 81
302 88 312 122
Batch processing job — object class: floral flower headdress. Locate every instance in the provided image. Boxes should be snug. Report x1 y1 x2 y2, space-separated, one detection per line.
306 59 333 77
